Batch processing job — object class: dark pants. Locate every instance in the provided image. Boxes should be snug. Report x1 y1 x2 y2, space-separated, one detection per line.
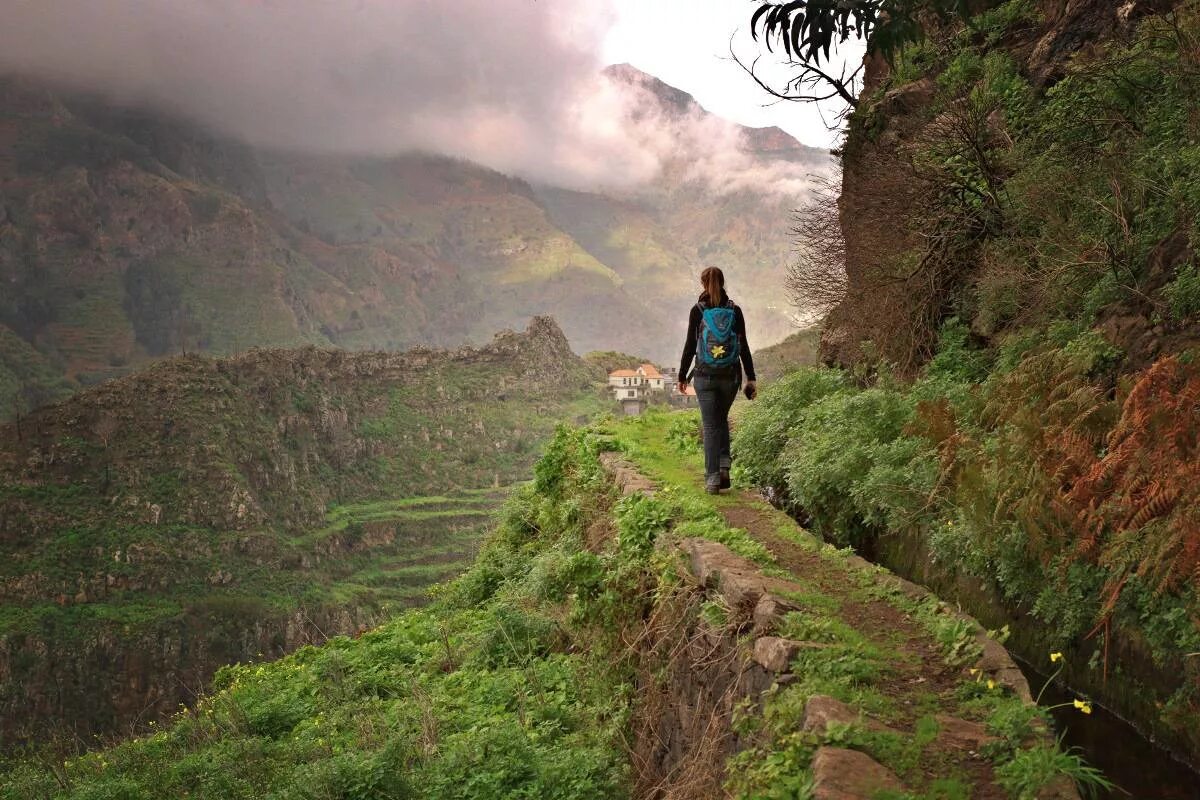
693 371 740 488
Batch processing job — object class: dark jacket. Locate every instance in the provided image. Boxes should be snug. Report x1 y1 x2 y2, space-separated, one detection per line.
679 292 756 382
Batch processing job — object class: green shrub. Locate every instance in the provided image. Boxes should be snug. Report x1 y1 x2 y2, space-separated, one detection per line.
1163 263 1200 320
937 50 984 96
665 410 701 454
926 318 993 384
615 492 671 556
970 0 1041 46
781 385 933 544
731 368 847 490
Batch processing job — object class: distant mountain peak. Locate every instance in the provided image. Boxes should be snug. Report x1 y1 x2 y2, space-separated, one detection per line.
603 63 702 117
602 62 822 159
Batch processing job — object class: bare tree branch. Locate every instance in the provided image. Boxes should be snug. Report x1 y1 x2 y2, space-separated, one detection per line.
730 44 861 114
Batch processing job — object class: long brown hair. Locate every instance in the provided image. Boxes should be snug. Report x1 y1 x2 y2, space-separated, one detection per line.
700 266 725 307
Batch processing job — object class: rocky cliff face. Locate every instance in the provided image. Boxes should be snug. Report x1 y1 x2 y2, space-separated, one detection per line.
1 315 592 533
0 316 601 749
830 0 1198 371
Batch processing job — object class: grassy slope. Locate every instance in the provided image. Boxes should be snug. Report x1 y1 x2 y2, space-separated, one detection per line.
0 319 607 747
2 413 1107 799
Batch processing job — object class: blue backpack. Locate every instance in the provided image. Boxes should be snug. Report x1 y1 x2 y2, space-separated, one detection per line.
697 300 740 370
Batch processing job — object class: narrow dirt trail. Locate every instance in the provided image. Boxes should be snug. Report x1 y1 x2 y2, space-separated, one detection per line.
719 498 1009 798
612 415 1070 797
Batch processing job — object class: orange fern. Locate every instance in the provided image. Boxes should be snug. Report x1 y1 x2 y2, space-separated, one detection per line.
1065 356 1200 598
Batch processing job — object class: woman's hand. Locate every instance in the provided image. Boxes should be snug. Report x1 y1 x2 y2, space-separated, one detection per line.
744 380 757 400
677 380 688 395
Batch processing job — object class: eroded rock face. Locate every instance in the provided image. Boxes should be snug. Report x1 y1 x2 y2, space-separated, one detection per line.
827 0 1174 372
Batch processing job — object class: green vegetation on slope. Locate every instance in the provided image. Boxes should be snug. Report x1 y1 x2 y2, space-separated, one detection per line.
775 0 1200 765
0 318 606 749
733 327 1200 761
1 425 641 799
834 0 1200 371
2 415 1109 799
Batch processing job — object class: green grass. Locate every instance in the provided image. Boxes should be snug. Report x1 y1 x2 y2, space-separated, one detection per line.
2 418 1114 799
609 411 1108 799
0 426 635 800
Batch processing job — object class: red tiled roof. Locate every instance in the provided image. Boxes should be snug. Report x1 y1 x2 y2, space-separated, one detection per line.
639 364 662 378
610 369 638 377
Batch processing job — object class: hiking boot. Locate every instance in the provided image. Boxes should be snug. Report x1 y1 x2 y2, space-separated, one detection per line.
719 469 731 489
706 484 721 495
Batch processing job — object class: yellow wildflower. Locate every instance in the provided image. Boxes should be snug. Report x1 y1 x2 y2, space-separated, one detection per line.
1074 699 1093 714
1050 652 1063 663
987 679 996 691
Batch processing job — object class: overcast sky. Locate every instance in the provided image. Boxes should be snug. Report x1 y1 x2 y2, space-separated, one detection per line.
604 0 863 149
0 1 857 190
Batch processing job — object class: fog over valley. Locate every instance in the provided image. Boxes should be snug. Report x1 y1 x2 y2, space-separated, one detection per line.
0 0 827 196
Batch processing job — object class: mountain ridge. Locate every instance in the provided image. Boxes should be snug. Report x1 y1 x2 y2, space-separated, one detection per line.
602 61 822 161
0 66 831 419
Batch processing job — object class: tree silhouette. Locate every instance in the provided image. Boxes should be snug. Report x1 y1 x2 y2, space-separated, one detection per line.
744 0 970 109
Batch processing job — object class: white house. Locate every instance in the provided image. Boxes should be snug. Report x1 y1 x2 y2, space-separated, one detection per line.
607 365 672 415
608 369 644 391
637 363 665 390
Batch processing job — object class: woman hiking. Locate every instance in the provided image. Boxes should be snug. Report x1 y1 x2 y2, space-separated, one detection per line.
677 266 757 494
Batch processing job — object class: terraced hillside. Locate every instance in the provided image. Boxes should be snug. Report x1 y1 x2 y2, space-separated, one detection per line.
0 316 604 750
295 489 509 610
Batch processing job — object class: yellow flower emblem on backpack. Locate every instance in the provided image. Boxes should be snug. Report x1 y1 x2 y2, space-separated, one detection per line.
710 345 726 358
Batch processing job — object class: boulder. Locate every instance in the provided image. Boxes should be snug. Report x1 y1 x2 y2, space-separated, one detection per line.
802 695 897 736
752 637 833 673
811 747 904 800
753 593 801 631
752 637 801 672
935 714 997 752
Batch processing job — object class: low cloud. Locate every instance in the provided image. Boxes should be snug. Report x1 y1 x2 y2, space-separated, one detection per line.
0 0 823 196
